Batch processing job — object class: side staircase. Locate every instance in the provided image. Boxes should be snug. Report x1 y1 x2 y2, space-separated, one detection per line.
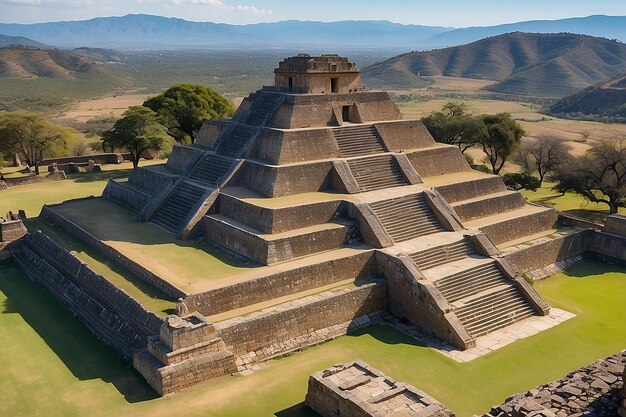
187 153 234 187
409 239 475 271
333 124 386 157
347 154 408 192
151 180 208 233
369 194 445 242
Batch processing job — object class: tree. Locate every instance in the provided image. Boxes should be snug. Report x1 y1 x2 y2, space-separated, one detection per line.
503 172 541 191
0 112 75 175
480 113 525 175
143 84 234 144
102 107 169 168
516 136 570 187
422 102 486 153
553 139 626 214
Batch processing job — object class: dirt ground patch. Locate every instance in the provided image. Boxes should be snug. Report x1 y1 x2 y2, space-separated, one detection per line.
56 94 152 123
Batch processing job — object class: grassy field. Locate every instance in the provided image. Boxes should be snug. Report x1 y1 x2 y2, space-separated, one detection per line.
0 259 624 417
0 160 162 217
52 198 257 294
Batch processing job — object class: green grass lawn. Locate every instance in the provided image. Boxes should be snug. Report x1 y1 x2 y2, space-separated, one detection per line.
52 197 257 293
0 160 163 218
0 259 624 417
520 182 625 223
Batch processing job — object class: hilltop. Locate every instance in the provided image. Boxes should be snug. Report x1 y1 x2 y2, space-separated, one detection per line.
0 47 103 79
549 73 626 122
0 34 49 48
362 32 626 97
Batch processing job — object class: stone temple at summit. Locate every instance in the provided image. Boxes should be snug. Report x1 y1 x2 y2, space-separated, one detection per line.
11 54 596 396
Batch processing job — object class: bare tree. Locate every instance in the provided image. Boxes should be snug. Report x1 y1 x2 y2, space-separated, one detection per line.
553 139 626 214
516 136 570 187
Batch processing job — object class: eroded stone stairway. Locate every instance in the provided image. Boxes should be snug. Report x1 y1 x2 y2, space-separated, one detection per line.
151 180 208 233
347 154 408 192
215 124 259 158
333 124 386 157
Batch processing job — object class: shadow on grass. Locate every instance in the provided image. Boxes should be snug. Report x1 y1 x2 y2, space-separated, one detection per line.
350 324 428 348
562 258 626 278
274 402 319 417
0 262 158 403
67 168 135 183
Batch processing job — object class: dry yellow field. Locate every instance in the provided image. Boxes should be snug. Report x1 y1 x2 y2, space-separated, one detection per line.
56 94 152 123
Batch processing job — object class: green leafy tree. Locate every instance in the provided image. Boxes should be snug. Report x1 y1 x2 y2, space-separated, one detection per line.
503 172 541 191
102 107 169 168
553 139 626 214
480 113 525 175
0 112 75 175
422 102 486 153
143 84 234 144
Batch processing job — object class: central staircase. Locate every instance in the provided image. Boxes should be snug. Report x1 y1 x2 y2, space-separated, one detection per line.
151 180 208 233
215 124 259 158
347 154 408 192
333 124 386 157
244 92 284 126
187 153 234 187
431 261 535 338
409 239 475 271
369 194 445 242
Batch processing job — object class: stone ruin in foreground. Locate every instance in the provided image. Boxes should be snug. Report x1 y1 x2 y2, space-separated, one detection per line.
5 55 626 399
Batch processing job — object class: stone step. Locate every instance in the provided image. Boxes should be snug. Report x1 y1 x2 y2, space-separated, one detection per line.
151 181 208 234
333 124 386 157
215 124 259 158
187 153 233 187
369 193 445 242
244 92 283 126
435 262 507 303
451 190 526 222
409 239 476 270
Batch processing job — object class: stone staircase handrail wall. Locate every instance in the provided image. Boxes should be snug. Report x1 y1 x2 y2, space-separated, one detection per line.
349 203 394 248
140 177 181 222
423 189 465 232
331 160 361 194
494 257 550 315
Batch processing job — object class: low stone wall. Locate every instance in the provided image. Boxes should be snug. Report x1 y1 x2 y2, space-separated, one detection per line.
479 209 558 246
2 171 66 187
239 159 333 197
216 282 388 362
218 193 343 234
604 214 626 236
435 175 506 204
102 180 152 211
559 213 603 230
306 360 454 417
41 153 124 166
165 145 205 174
406 145 470 177
182 250 378 316
40 204 185 298
481 350 625 417
453 192 525 222
504 230 589 274
586 230 626 265
128 166 176 194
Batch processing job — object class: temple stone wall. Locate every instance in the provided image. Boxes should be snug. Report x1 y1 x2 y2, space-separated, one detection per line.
479 209 558 246
102 180 151 211
254 127 340 164
194 119 233 149
165 145 205 174
434 176 506 204
40 204 185 298
504 231 589 273
181 250 378 316
406 145 471 177
0 220 27 242
128 166 176 194
306 360 454 417
238 160 333 197
374 120 435 152
218 193 342 234
604 214 626 237
586 230 626 265
216 282 388 361
481 351 625 417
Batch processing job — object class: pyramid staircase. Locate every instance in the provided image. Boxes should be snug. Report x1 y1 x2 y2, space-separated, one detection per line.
333 124 386 157
369 194 445 242
151 180 208 233
347 154 408 192
243 92 284 126
187 153 234 187
214 124 260 158
409 239 475 271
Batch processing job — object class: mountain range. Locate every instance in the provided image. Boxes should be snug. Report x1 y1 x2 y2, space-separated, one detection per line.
0 47 102 79
549 73 626 122
361 32 626 98
1 14 626 50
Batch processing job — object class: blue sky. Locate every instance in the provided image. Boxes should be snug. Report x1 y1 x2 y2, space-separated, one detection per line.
2 0 626 26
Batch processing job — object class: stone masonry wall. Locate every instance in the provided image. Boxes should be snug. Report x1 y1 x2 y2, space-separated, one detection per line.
102 180 152 211
254 127 340 164
481 351 625 417
40 204 185 298
406 145 471 177
182 250 378 316
586 230 626 265
2 171 66 187
216 282 388 362
165 145 205 174
374 119 435 152
128 166 175 193
0 220 27 242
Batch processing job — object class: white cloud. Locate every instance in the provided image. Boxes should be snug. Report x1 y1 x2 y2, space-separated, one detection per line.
170 0 272 16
